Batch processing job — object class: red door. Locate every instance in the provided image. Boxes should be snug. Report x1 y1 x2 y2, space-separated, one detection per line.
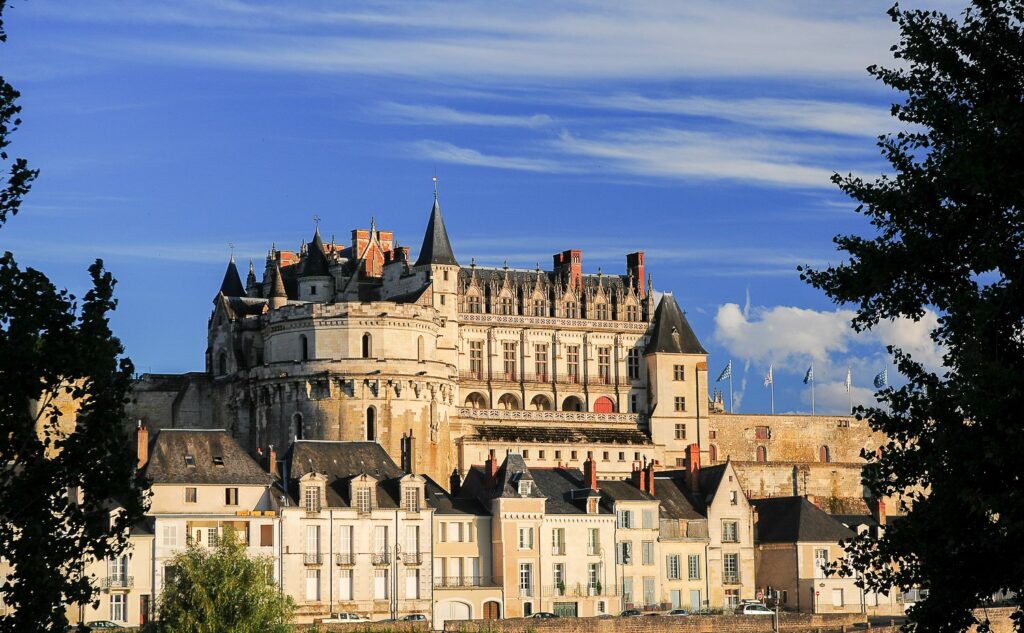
593 396 614 413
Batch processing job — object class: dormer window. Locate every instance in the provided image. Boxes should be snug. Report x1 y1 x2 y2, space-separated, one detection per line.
403 487 420 513
587 497 598 514
304 486 321 513
518 481 532 496
355 487 372 513
184 455 196 468
213 456 224 467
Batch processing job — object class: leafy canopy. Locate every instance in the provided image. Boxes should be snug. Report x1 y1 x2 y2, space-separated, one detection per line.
802 1 1024 631
158 528 294 633
0 2 147 631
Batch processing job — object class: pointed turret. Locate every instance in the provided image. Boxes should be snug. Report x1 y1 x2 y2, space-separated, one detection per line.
219 256 245 297
414 196 458 267
269 261 288 310
644 293 706 355
301 227 331 277
245 260 259 297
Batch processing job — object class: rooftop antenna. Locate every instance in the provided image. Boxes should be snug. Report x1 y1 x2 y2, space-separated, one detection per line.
432 173 439 200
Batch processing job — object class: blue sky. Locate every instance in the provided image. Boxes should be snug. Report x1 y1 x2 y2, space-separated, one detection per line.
2 0 952 414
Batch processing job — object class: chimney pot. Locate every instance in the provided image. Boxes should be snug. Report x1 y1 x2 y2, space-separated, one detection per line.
135 421 149 471
584 455 598 491
686 443 700 493
645 460 656 495
485 451 498 489
449 469 462 496
267 445 278 478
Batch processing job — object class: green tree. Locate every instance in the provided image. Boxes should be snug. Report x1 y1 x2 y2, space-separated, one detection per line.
801 1 1024 631
0 2 147 631
157 528 294 633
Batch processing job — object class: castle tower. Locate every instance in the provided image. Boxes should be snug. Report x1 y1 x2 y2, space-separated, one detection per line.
218 255 245 297
643 293 710 467
297 227 333 301
268 261 288 310
414 192 460 367
245 260 259 298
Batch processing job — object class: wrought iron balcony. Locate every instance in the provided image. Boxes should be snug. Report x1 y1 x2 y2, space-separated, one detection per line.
102 576 134 590
334 552 355 566
303 553 323 565
402 552 423 565
371 552 390 566
433 576 498 588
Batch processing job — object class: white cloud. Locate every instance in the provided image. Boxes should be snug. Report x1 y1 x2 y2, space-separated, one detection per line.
584 95 897 137
375 103 553 128
409 140 574 173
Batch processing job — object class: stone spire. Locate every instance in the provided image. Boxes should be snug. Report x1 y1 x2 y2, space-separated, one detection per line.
245 259 258 297
269 261 288 310
219 255 245 297
414 194 458 267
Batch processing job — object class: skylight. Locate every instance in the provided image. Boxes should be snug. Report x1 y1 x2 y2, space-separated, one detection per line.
184 455 196 467
213 456 224 466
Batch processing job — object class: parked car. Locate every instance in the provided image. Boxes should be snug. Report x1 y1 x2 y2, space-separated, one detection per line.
401 614 428 621
531 612 560 618
619 609 643 617
82 623 122 631
739 603 774 616
321 612 370 623
667 609 691 616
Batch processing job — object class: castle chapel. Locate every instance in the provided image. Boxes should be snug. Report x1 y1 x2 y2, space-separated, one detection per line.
128 194 884 510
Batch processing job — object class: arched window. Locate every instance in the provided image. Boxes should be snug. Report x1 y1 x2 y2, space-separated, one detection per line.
300 335 309 361
417 336 424 362
497 393 520 410
819 445 831 463
756 446 767 462
562 395 583 412
709 444 718 463
361 333 372 359
529 395 551 411
465 392 488 409
366 407 376 441
593 396 615 413
292 412 304 441
218 352 227 376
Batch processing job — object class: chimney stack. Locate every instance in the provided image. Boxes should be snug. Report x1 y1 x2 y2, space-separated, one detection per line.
400 430 416 474
871 498 887 527
583 451 598 491
627 252 646 298
485 450 498 489
449 469 462 496
267 445 278 478
686 443 701 493
135 421 149 470
630 462 646 492
645 460 656 495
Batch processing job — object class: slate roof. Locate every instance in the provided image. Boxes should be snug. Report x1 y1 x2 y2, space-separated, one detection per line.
644 293 706 355
284 440 407 508
219 257 246 297
651 476 706 520
751 496 856 544
269 261 288 299
424 476 490 516
470 426 652 446
414 197 458 267
459 267 631 297
530 467 606 515
300 228 332 277
222 296 267 320
145 429 274 486
598 479 655 513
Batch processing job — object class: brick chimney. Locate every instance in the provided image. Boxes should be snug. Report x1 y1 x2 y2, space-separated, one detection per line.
645 460 656 495
400 430 416 474
449 469 461 496
686 443 701 494
135 421 148 470
553 249 582 289
626 252 646 298
583 451 598 491
872 498 887 527
485 450 498 489
267 445 278 478
630 462 646 492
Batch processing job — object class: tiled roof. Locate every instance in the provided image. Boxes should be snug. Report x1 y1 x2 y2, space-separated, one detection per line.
144 429 273 486
644 293 706 355
751 496 856 544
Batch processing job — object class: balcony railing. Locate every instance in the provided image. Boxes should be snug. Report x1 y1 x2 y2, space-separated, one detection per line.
102 576 134 590
433 576 499 588
403 552 423 565
335 552 355 566
723 574 741 585
372 553 390 566
460 370 485 381
543 584 616 597
458 407 642 427
303 553 323 565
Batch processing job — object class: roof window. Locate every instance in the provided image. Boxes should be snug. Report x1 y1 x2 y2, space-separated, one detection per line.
213 456 224 466
184 455 196 467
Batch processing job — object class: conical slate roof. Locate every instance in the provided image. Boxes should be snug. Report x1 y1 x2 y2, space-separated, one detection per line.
269 262 287 298
644 293 706 355
300 228 331 277
414 196 458 267
219 257 246 297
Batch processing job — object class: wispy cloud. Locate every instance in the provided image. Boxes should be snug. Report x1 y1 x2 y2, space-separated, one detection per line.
375 103 553 128
409 140 574 174
584 95 897 137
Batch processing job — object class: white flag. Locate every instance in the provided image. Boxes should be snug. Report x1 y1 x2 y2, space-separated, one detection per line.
763 364 773 387
844 368 852 393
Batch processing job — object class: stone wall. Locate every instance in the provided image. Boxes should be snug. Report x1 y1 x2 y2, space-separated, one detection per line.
444 612 867 633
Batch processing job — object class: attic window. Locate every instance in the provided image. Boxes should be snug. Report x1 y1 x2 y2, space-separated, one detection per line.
518 481 532 496
184 455 196 468
213 456 224 467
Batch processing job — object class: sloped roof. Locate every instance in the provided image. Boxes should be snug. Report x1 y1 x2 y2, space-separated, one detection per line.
284 441 406 508
219 257 246 297
751 496 856 544
529 467 605 515
471 426 652 446
145 429 273 486
652 476 706 520
414 197 458 267
644 293 706 355
424 476 489 516
599 479 655 511
300 228 331 277
269 261 288 298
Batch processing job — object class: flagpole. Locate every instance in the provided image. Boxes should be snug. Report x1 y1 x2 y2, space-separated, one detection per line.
811 374 815 416
848 368 852 414
729 371 734 414
770 370 775 415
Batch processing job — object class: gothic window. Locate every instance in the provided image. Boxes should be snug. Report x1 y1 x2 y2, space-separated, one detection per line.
217 352 227 376
300 335 309 361
532 299 546 317
564 301 578 319
468 341 484 379
366 407 376 441
756 446 767 462
819 446 831 463
362 333 372 359
467 295 482 313
625 304 639 322
597 347 611 384
498 296 514 315
292 412 304 441
595 302 609 321
566 345 580 383
502 342 516 381
627 348 640 380
709 444 718 463
534 344 548 381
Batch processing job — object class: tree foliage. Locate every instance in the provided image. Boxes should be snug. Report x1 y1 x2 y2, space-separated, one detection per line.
0 2 147 631
801 1 1024 631
157 528 294 633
